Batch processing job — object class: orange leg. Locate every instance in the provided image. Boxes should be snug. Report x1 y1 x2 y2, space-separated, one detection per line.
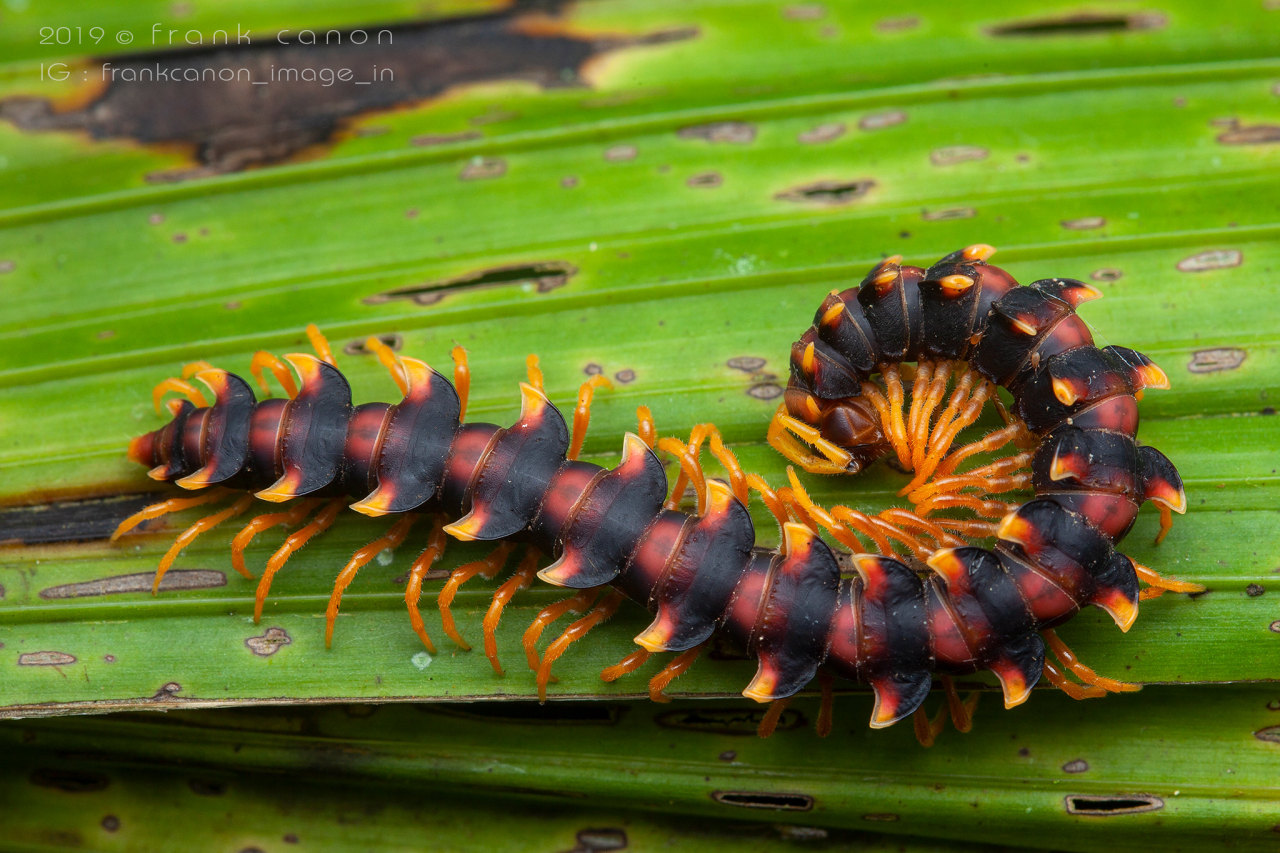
933 423 1032 481
1043 628 1141 695
880 364 912 469
816 670 835 738
908 453 1032 503
917 361 955 465
905 360 934 467
914 382 994 484
932 517 1000 539
911 676 979 747
1133 561 1204 600
916 494 1016 519
745 472 791 536
253 499 345 622
756 697 792 738
781 467 892 554
648 643 706 702
636 405 656 449
535 590 625 701
522 590 599 673
943 675 978 733
525 354 544 392
878 508 965 551
1155 505 1174 546
568 374 613 461
601 647 652 683
111 489 230 542
325 514 417 647
439 542 515 650
451 346 470 420
766 405 854 475
151 378 211 414
230 499 321 580
483 548 540 675
249 351 299 398
912 703 946 748
362 335 408 395
405 518 448 653
180 360 217 379
305 323 337 366
151 495 254 593
1041 657 1108 700
926 370 978 452
659 424 710 514
704 425 749 505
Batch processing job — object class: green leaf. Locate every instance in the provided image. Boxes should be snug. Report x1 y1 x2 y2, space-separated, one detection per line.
2 1 1279 845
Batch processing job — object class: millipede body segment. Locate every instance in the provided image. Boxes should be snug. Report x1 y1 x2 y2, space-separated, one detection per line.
120 244 1195 734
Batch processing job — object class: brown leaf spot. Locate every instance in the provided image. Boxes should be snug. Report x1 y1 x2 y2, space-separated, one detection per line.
1246 583 1265 597
95 329 116 339
774 179 874 205
460 156 506 180
411 130 481 147
861 813 899 822
798 122 846 144
188 779 227 796
41 570 226 599
613 369 636 384
1187 348 1247 373
560 175 579 188
727 356 767 372
677 121 757 144
102 816 120 832
989 13 1166 37
19 651 77 666
930 145 988 166
245 627 293 657
1270 620 1280 633
364 261 576 306
171 232 188 243
686 171 722 188
153 682 183 699
603 144 637 161
1217 124 1280 145
921 206 975 221
583 363 603 376
859 110 907 130
1062 759 1089 773
342 333 402 356
1090 268 1123 282
1253 726 1280 743
564 828 627 852
783 4 825 19
712 790 813 811
0 13 695 173
147 213 165 225
1177 249 1242 272
1062 216 1106 230
748 382 783 400
1064 794 1164 815
876 16 920 31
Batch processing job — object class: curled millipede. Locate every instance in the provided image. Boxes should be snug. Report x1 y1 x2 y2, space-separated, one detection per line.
116 244 1200 740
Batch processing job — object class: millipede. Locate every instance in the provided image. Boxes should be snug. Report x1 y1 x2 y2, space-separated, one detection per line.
114 243 1201 742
